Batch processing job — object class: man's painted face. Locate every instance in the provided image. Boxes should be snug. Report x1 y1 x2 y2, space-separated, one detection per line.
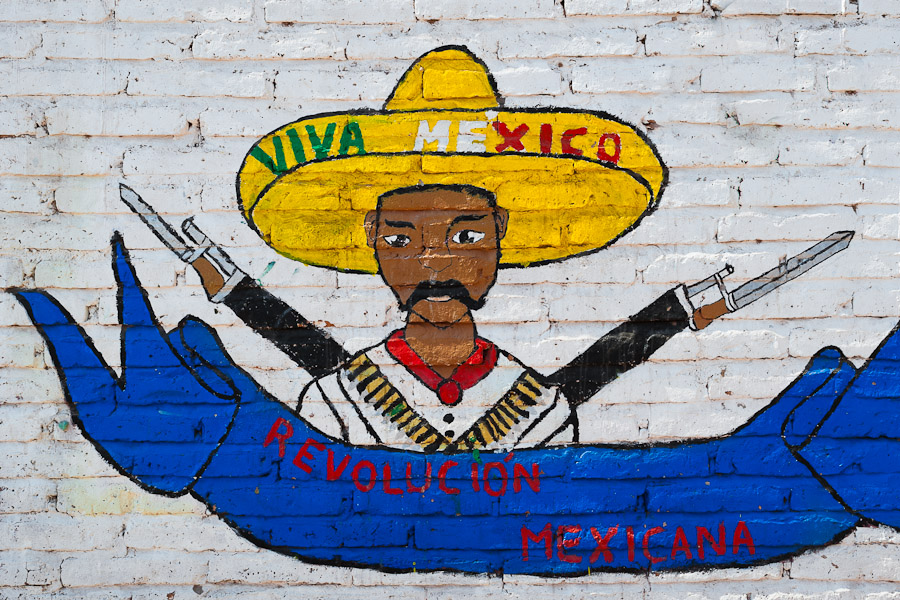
365 188 509 327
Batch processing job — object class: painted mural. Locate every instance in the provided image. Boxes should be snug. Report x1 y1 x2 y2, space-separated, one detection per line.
13 46 900 575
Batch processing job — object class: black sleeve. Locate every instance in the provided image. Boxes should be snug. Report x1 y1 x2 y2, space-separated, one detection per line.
223 276 348 378
547 288 690 407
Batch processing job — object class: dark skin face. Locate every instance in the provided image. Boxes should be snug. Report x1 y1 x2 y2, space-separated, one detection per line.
365 188 509 376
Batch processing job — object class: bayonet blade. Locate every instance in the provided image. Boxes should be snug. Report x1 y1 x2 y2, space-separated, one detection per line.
729 231 854 310
119 184 196 261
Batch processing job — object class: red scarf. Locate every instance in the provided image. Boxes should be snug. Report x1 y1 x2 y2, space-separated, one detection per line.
385 330 498 406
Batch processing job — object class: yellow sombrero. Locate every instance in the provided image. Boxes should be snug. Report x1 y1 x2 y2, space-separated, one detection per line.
238 46 667 274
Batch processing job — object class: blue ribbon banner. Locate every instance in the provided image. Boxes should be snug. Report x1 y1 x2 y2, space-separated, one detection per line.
13 237 900 575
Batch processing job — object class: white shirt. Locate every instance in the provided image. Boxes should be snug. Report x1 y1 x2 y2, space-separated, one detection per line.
297 338 575 452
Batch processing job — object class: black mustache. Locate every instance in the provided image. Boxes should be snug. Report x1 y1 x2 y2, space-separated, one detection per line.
404 280 481 310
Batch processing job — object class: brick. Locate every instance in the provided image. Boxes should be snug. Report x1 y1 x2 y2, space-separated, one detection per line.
60 550 208 586
790 544 900 580
414 0 560 20
207 552 352 584
492 65 563 96
123 515 254 552
41 25 195 60
498 24 639 58
275 67 395 101
0 552 27 586
0 514 123 552
865 139 900 167
828 56 900 92
572 57 704 93
789 317 900 360
0 138 127 177
859 0 900 15
646 17 788 56
777 131 865 166
198 103 298 137
0 368 65 404
576 401 650 443
265 0 414 24
0 404 56 441
122 140 247 175
797 23 900 56
0 441 119 478
853 280 900 317
739 169 900 207
858 205 900 241
115 0 252 23
126 66 269 98
0 177 51 214
662 177 739 208
57 479 203 516
192 26 345 60
0 61 126 96
701 57 816 92
567 0 703 16
0 0 111 23
0 480 57 514
717 0 848 15
716 207 860 242
650 125 779 167
731 92 900 129
0 26 41 59
46 102 189 136
345 24 500 60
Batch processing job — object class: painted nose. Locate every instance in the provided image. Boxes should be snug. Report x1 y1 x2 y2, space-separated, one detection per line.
418 247 452 274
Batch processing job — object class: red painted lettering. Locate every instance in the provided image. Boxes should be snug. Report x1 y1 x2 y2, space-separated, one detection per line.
483 462 508 497
263 418 293 458
351 460 377 492
326 450 350 481
493 122 529 152
382 463 403 495
626 526 635 562
522 523 553 562
671 525 693 560
513 463 540 493
696 523 727 560
437 460 460 495
556 525 582 564
540 124 552 154
642 527 667 564
561 127 587 156
589 525 619 564
733 521 755 555
471 463 481 492
406 461 432 493
292 438 324 473
597 132 621 164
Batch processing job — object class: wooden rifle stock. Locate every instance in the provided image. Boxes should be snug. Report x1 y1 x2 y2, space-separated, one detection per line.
693 298 730 330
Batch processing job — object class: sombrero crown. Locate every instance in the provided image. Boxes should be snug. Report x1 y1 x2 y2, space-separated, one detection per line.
238 46 667 274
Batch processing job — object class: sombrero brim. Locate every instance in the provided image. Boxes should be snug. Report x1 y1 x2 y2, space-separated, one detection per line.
239 108 667 274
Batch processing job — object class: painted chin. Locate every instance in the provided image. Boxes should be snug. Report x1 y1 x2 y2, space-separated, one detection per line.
409 297 470 324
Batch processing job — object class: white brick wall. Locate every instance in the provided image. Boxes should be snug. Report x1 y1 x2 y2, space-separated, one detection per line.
1 0 899 597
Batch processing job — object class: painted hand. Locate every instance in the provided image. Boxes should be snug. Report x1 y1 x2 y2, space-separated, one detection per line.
13 233 240 494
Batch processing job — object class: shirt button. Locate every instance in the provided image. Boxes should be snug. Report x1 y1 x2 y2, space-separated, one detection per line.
445 430 455 439
443 413 454 424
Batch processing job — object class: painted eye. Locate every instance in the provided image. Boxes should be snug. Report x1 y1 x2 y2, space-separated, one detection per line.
383 234 410 248
452 230 486 244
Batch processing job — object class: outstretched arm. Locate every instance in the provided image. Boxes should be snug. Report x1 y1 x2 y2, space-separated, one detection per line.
192 255 348 378
547 287 691 407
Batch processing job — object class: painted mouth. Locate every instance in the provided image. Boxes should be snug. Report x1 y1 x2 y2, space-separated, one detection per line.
404 280 477 310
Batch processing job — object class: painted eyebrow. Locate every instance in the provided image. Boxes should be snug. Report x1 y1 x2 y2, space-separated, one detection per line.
450 214 488 227
383 219 414 229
